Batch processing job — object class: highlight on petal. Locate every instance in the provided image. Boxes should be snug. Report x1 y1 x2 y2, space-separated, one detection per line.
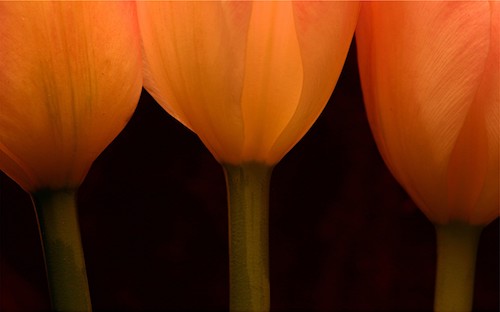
0 2 142 191
239 1 304 163
356 1 499 225
269 1 360 164
138 1 252 164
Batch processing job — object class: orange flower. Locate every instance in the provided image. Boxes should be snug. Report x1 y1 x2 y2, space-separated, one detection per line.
137 1 359 165
0 2 142 192
356 1 499 225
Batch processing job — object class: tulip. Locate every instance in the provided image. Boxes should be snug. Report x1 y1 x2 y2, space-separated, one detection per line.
0 2 142 311
138 1 359 166
0 2 142 193
137 1 359 310
356 2 499 311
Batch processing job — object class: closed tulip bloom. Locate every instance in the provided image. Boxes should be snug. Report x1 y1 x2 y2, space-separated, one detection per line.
356 1 499 225
138 2 359 310
357 2 499 311
137 1 359 165
0 2 142 310
0 1 142 192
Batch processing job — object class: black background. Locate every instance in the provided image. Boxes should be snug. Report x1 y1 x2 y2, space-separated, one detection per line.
1 42 498 312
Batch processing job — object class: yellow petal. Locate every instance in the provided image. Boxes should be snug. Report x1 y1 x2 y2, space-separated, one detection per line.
0 2 142 191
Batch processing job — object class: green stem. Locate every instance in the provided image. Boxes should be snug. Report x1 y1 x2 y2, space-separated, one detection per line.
223 163 273 312
434 222 483 312
31 189 92 312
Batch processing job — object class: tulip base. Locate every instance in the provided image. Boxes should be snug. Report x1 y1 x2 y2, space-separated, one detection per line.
223 163 273 312
32 189 92 312
433 222 483 312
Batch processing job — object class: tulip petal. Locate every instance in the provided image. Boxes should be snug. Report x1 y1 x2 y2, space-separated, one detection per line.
139 1 359 165
239 1 303 163
138 1 252 163
458 1 499 224
269 1 360 163
0 2 142 191
446 96 489 223
0 145 36 191
357 1 498 224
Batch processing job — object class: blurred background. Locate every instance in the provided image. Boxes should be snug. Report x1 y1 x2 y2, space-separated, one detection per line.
1 42 498 312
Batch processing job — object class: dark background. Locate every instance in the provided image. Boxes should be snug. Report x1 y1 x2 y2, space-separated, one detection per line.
1 42 498 312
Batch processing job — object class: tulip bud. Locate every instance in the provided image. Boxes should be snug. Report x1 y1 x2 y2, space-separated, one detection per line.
137 2 360 311
0 1 142 192
356 1 499 225
137 1 359 165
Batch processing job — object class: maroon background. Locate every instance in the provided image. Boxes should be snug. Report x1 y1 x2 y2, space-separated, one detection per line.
1 42 498 312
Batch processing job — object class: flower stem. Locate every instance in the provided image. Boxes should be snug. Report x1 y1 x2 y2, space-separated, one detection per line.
223 163 273 312
31 189 92 312
434 222 483 312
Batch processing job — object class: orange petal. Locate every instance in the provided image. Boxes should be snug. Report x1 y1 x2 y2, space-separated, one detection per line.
138 1 251 163
239 1 304 163
460 1 499 224
0 2 142 191
139 1 360 165
268 1 360 164
356 1 497 224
